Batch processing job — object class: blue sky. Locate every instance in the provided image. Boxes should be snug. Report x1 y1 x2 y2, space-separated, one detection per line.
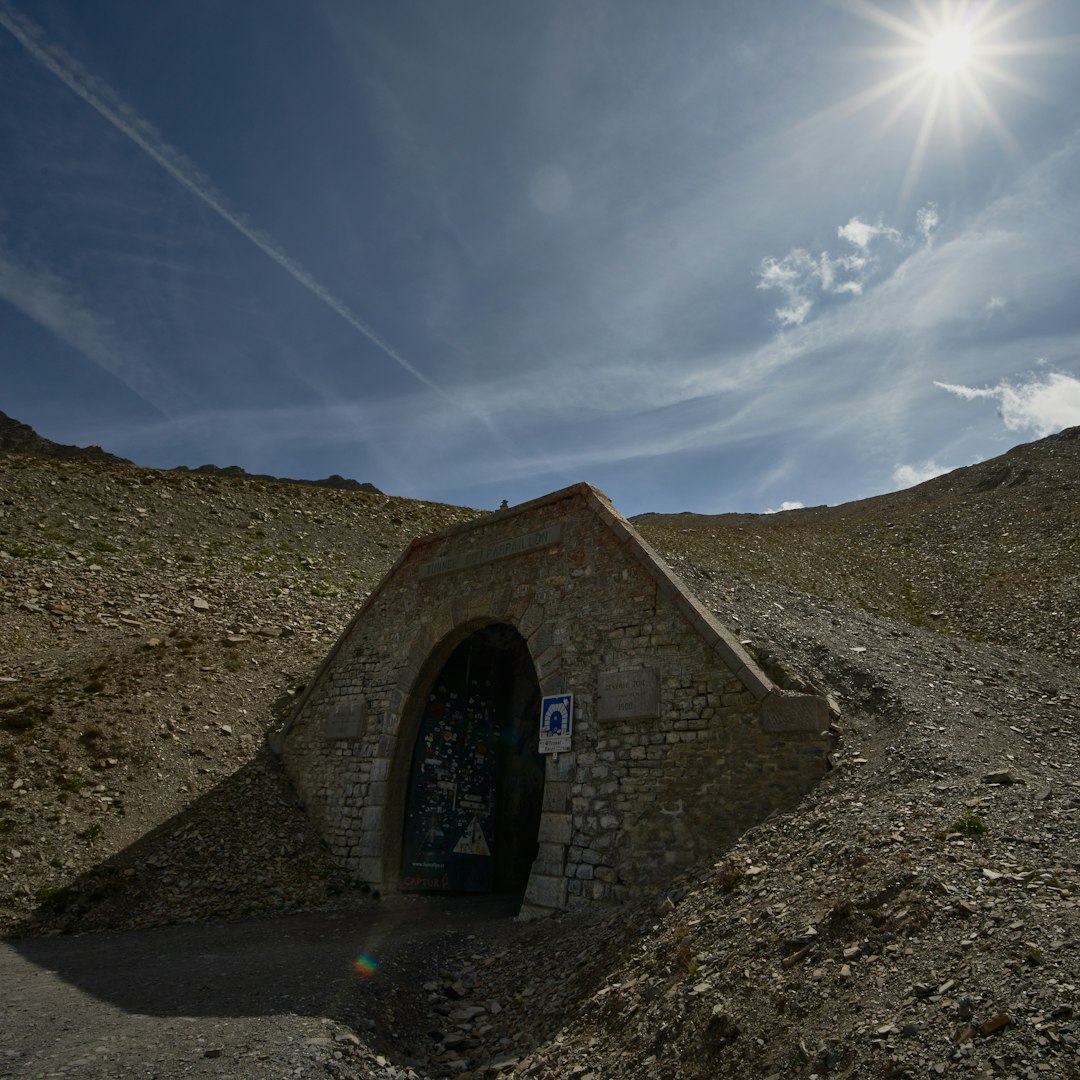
2 0 1079 515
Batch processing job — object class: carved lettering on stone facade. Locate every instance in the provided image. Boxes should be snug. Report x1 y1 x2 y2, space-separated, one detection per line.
761 693 828 732
322 701 367 740
419 524 563 579
597 667 660 721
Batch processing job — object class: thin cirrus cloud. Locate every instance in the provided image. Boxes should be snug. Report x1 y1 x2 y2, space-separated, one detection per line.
935 372 1080 438
736 132 1079 390
0 243 177 414
460 163 1076 494
483 126 1080 490
480 129 1080 490
0 2 446 404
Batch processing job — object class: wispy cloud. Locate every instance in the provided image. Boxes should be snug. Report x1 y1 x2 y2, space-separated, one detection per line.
836 216 903 251
916 202 940 243
756 203 936 326
935 372 1080 437
426 146 1078 486
0 1 443 401
468 125 1080 487
756 249 818 327
892 460 951 489
0 244 174 413
764 500 805 514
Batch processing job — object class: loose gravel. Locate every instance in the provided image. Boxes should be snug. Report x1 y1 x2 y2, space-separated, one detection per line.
1 427 1077 1080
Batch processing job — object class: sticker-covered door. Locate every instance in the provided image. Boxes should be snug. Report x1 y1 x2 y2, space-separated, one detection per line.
401 680 498 892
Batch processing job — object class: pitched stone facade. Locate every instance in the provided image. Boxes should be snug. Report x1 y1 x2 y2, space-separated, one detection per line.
275 484 831 917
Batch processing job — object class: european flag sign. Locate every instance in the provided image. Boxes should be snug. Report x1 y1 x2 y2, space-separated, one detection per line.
539 693 573 754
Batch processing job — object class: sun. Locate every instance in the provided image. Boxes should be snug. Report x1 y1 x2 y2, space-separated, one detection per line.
828 0 1046 198
925 25 974 76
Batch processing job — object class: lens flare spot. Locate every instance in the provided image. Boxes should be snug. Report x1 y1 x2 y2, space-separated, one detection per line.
353 954 378 977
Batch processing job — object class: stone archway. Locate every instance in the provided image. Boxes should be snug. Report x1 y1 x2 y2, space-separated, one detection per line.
278 483 831 917
393 622 545 896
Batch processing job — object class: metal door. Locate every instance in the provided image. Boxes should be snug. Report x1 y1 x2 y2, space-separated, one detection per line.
400 679 498 892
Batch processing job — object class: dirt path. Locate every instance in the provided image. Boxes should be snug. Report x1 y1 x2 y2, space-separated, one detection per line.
0 894 522 1079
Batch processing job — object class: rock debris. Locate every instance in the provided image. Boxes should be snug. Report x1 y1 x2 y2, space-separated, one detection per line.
1 426 1078 1079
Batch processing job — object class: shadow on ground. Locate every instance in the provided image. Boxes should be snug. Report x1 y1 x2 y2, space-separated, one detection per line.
13 745 354 938
6 891 522 1020
5 743 527 1027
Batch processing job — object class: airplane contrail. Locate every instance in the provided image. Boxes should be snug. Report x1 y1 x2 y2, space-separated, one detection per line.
0 1 449 402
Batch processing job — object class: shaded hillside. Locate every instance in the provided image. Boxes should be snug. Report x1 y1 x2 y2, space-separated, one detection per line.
634 426 1080 669
173 462 383 494
1 426 1077 1080
0 452 481 933
0 408 382 494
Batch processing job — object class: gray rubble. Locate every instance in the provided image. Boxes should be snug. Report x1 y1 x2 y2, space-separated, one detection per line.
1 430 1078 1079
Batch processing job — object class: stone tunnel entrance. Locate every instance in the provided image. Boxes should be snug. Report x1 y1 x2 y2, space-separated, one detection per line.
278 483 832 915
399 623 545 895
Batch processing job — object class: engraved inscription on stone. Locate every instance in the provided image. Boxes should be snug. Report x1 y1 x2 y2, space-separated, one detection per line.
597 668 660 722
761 694 828 733
420 524 563 579
323 700 367 740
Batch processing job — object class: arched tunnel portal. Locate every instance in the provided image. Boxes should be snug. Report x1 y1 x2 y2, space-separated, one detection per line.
396 622 545 896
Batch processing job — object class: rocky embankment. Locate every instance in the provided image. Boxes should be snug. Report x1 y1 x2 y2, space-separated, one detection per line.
1 424 1078 1080
0 453 479 933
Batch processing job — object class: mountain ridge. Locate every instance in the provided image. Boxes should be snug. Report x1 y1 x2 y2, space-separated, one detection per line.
0 410 382 495
0 409 130 465
633 425 1079 670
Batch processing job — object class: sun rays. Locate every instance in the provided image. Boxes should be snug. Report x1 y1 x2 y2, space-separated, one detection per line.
829 0 1053 200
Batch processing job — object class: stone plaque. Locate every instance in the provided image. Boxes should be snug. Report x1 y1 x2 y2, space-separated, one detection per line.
420 524 563 579
597 668 660 722
323 700 367 740
761 693 828 733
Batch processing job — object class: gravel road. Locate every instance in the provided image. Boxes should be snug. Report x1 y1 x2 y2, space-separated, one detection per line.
1 894 521 1079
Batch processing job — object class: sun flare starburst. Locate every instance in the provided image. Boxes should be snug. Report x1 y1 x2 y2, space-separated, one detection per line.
830 0 1050 198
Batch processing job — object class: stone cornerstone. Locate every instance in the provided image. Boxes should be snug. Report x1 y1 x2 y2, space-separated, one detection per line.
273 483 831 918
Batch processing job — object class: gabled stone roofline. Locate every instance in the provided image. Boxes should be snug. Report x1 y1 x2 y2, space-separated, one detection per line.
270 482 813 752
271 484 596 748
578 486 773 701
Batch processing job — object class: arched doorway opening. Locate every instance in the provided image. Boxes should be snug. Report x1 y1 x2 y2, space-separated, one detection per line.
400 623 545 894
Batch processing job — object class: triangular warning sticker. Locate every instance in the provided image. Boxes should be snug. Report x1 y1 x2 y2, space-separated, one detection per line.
453 816 491 856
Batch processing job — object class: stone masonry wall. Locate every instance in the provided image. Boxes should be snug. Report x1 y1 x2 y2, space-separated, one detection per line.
279 484 831 916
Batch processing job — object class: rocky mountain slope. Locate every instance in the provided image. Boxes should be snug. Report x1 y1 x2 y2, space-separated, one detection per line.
0 409 129 465
172 462 383 493
634 425 1080 671
1 420 1078 1080
0 408 382 492
0 450 479 934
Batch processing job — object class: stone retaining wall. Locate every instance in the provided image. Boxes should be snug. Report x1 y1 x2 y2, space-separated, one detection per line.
277 484 831 916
